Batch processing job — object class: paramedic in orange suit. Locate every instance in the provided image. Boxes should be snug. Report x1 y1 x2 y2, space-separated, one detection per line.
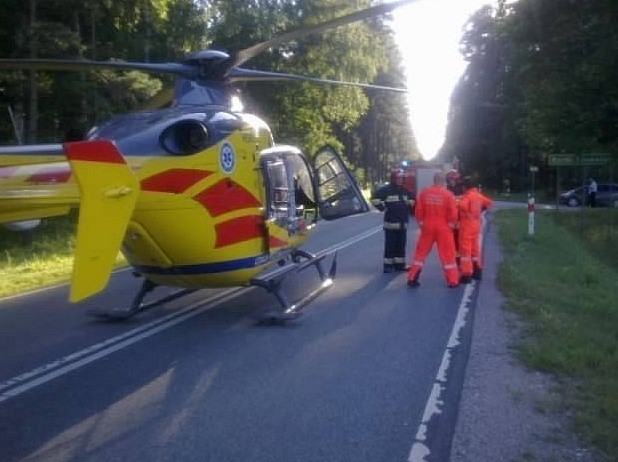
407 171 460 288
458 176 493 283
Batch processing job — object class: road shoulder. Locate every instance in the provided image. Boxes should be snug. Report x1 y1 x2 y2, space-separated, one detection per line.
449 213 601 462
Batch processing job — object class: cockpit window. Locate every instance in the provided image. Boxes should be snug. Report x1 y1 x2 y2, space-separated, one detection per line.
287 154 316 209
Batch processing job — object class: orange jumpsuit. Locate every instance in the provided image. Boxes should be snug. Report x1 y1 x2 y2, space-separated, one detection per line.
458 188 493 279
407 184 459 286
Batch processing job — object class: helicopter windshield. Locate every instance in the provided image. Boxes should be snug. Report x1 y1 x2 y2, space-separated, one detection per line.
174 78 230 107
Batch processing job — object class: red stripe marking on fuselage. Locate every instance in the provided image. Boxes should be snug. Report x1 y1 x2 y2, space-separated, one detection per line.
63 140 125 164
194 179 261 217
268 235 288 249
141 169 213 194
26 168 72 184
215 215 264 248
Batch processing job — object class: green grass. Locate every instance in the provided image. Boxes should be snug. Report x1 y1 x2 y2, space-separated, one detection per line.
495 208 618 458
487 189 530 203
0 212 125 297
0 214 77 297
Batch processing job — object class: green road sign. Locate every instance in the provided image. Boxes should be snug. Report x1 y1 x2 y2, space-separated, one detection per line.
548 153 612 166
580 153 611 166
548 154 577 166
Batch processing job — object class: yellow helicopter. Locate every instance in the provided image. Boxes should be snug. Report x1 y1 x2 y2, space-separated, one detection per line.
0 0 413 320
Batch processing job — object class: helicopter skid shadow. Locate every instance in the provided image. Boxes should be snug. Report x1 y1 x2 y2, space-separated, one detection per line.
253 311 303 327
87 288 198 321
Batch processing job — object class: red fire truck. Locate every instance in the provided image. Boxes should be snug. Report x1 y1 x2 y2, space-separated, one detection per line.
397 160 454 200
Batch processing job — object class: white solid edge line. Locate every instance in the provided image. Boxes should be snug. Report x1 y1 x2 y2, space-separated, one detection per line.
0 287 252 403
408 283 476 462
407 216 488 461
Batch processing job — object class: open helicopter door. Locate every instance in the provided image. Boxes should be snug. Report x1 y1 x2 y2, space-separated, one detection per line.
260 147 319 255
255 147 337 321
313 145 369 220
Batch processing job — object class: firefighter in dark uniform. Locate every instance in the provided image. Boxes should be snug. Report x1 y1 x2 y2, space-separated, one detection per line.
371 169 415 272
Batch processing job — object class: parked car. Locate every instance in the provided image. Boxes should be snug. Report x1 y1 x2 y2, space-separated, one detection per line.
558 183 618 207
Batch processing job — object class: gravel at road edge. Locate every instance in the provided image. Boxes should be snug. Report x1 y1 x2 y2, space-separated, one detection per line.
449 214 604 462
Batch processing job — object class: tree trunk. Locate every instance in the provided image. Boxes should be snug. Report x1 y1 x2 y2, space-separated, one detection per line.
27 0 37 143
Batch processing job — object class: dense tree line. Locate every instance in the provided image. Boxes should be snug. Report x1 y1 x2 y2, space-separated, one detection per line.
441 0 618 193
0 0 417 186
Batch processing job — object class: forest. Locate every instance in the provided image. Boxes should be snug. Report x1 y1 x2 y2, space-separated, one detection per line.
0 0 416 188
442 0 618 194
1 0 617 194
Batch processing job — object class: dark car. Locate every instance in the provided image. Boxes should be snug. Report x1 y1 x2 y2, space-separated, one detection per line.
558 183 618 207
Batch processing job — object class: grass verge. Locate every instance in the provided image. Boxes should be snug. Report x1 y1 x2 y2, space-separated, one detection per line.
0 213 125 298
495 208 618 459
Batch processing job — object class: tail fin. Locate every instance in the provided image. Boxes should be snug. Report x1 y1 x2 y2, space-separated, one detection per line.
64 140 139 302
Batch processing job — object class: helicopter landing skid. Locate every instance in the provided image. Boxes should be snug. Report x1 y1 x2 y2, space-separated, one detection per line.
88 279 197 320
252 249 337 324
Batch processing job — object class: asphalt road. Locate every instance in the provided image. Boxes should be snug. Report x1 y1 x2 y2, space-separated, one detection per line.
0 210 484 462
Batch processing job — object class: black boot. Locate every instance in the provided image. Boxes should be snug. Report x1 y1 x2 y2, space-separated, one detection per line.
407 269 421 287
383 264 394 273
472 268 482 280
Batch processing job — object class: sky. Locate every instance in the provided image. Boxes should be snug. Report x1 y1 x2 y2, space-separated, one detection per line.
391 0 497 160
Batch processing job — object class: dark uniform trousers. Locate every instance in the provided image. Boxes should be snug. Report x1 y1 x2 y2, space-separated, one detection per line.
372 185 413 272
383 221 407 271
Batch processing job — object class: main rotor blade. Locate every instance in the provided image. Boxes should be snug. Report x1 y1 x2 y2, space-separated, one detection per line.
0 59 197 78
229 68 408 92
231 0 418 69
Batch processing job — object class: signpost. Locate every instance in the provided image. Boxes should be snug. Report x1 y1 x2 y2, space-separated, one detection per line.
528 166 539 235
548 154 577 166
527 196 535 236
581 153 612 166
548 153 611 167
